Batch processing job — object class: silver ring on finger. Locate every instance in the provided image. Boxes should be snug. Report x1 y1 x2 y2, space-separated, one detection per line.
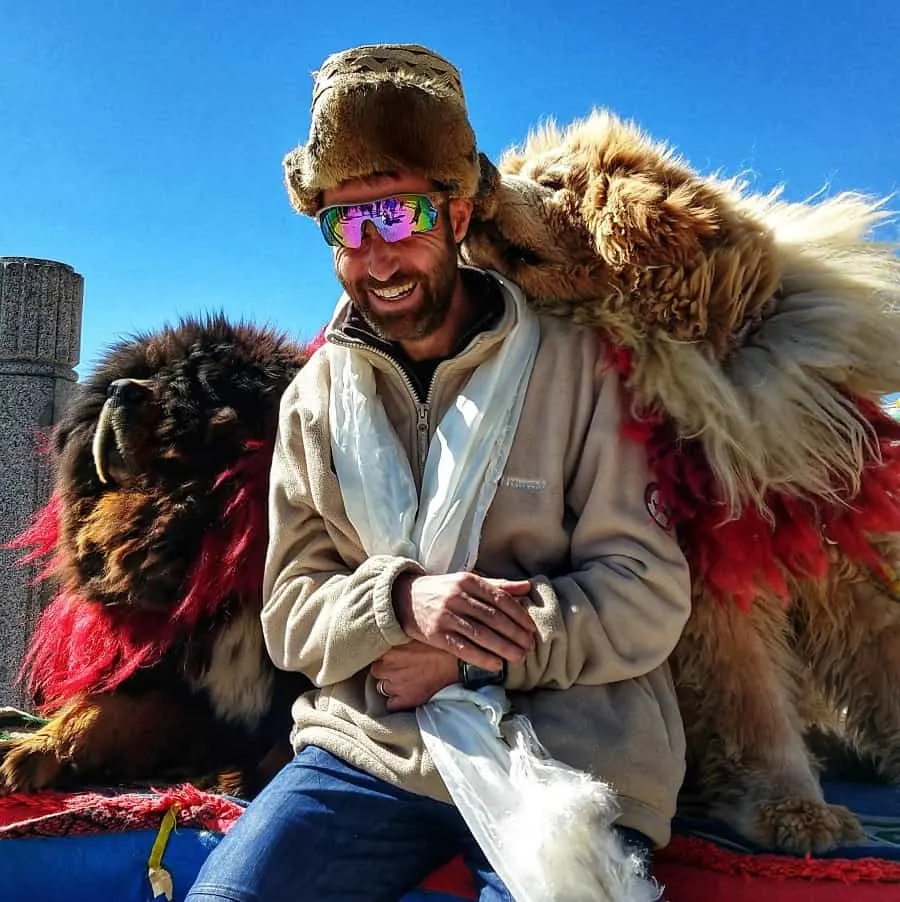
376 679 390 698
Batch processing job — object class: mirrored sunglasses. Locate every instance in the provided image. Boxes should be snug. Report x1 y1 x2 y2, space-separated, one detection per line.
317 193 440 249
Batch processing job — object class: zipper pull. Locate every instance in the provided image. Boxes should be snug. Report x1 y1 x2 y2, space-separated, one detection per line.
416 403 430 466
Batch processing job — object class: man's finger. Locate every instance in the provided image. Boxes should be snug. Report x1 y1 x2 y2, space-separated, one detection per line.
373 677 393 698
371 663 418 683
370 659 391 679
463 576 537 635
490 592 538 641
450 595 534 656
443 614 520 668
442 630 507 671
489 578 533 596
385 693 417 713
487 587 537 634
371 648 416 675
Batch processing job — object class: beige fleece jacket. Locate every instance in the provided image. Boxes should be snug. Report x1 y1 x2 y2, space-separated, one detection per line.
261 270 692 847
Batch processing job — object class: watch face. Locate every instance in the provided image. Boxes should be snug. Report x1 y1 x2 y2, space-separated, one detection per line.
462 662 506 688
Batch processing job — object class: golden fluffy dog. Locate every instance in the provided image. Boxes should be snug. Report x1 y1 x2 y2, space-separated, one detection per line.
464 109 900 854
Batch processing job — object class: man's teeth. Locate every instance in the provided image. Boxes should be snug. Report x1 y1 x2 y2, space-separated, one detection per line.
372 282 415 300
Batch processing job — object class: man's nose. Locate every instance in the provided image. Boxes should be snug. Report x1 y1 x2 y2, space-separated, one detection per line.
363 224 401 283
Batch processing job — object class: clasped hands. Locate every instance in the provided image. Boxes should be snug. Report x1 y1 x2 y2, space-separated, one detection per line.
371 571 537 712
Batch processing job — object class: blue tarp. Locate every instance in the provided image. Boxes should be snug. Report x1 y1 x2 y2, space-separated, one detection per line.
2 779 899 901
0 826 467 901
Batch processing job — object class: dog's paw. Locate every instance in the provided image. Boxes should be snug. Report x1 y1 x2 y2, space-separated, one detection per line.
747 799 863 855
0 737 64 794
213 769 248 798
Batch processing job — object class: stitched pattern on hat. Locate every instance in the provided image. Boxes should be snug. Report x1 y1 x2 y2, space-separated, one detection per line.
313 44 464 105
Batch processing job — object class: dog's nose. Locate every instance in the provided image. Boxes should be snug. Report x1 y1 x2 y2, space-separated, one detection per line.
106 379 153 406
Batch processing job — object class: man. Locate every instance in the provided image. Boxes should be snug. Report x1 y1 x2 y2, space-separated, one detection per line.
187 43 691 902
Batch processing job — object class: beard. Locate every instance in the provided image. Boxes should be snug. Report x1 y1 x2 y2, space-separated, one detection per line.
340 230 459 345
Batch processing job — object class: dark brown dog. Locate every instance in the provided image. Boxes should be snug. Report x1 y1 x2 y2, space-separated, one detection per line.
1 315 313 797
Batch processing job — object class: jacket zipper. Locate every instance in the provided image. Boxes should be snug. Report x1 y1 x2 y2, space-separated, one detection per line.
328 330 491 479
328 333 434 478
414 402 429 469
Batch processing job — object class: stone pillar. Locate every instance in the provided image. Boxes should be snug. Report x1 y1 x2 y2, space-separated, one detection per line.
0 257 83 706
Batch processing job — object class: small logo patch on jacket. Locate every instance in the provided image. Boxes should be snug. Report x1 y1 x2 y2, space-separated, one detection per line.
645 482 673 530
502 476 547 492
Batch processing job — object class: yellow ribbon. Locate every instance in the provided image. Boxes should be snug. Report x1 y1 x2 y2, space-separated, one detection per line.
147 803 180 901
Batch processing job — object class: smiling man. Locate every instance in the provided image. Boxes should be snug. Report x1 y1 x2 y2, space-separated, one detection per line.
186 43 692 902
324 175 478 364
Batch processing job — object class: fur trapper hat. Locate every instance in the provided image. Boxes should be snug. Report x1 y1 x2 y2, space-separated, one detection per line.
283 43 498 216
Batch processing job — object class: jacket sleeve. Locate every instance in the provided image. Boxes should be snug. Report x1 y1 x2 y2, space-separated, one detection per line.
505 365 692 692
260 376 419 686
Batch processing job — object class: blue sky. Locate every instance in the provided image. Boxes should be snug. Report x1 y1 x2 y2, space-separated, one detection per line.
1 1 897 377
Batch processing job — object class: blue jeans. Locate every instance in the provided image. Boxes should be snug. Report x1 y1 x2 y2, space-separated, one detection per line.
186 746 652 902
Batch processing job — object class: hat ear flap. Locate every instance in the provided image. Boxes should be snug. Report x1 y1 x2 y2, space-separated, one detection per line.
283 147 317 216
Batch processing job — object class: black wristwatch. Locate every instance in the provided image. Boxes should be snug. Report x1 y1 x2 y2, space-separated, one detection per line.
458 659 507 689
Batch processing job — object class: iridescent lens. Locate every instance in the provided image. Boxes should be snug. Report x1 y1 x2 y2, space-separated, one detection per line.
318 194 439 248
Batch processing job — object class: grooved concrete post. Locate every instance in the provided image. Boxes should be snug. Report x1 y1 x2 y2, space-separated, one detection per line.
0 257 83 705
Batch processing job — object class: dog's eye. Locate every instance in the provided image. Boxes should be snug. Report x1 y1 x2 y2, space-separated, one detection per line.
538 171 566 192
508 245 543 267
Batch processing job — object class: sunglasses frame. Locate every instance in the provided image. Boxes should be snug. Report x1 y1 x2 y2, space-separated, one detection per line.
316 192 446 249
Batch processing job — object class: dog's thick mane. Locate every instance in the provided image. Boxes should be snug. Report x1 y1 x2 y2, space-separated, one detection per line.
466 109 900 516
15 442 273 708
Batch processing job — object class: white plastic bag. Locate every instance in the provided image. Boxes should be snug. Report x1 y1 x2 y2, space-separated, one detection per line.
417 686 663 902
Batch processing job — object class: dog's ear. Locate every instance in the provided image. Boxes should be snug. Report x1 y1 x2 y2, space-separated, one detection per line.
582 170 722 269
471 152 501 220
